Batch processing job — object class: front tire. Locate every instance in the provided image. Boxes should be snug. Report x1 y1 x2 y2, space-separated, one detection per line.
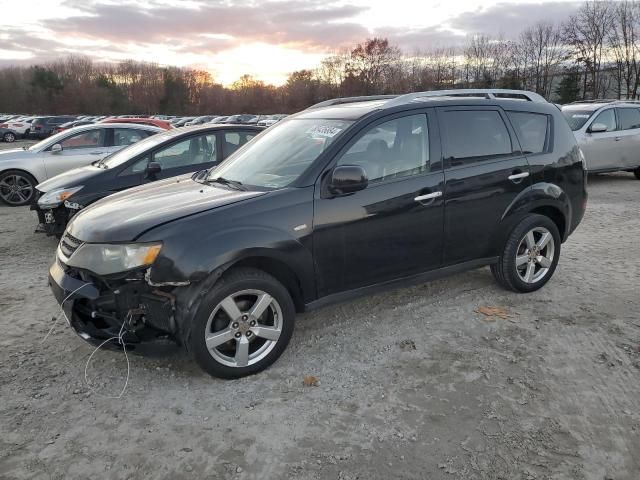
3 132 16 143
190 268 295 379
0 170 38 206
634 166 640 180
491 214 561 293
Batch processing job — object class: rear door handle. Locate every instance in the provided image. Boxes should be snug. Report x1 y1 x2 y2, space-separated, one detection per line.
614 137 621 141
508 171 529 182
414 191 442 202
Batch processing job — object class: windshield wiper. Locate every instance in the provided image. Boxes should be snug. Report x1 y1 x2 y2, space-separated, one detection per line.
206 176 247 191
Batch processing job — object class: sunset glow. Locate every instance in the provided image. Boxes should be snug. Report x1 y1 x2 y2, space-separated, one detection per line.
1 0 582 85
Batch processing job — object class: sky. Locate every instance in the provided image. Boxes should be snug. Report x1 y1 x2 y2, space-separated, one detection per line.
0 0 582 86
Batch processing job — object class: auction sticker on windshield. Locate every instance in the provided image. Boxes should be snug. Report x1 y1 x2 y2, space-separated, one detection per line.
306 125 344 138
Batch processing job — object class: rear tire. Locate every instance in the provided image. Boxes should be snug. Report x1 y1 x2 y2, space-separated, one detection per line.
491 214 561 293
3 132 16 143
634 167 640 180
0 170 38 206
190 268 295 379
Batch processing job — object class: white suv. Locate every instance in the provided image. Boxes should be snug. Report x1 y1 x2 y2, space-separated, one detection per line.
562 100 640 179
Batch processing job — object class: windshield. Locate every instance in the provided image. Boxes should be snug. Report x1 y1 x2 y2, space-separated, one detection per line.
562 109 596 131
101 130 168 168
208 118 352 189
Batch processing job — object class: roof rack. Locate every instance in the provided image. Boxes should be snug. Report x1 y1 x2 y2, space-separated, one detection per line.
385 89 547 108
568 99 640 105
306 95 397 110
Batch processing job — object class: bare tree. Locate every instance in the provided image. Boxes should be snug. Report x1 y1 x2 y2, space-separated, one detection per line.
608 0 640 99
519 22 566 97
563 1 616 99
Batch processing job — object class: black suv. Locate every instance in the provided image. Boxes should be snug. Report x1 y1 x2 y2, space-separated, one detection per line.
48 89 587 379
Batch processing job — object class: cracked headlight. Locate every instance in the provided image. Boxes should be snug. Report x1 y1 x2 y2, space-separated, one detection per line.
38 186 84 209
65 243 162 275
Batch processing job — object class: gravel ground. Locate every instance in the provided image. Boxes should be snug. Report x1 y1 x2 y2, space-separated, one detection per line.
0 140 639 479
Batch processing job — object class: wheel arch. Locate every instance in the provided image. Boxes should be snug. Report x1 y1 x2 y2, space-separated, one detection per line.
225 256 306 313
496 182 572 249
0 167 41 183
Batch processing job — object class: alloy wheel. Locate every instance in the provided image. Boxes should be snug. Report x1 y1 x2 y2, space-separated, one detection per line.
204 289 283 368
0 174 34 205
4 132 16 143
515 226 555 284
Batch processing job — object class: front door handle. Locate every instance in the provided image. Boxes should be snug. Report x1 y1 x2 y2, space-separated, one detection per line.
414 191 442 202
508 171 530 182
614 137 621 141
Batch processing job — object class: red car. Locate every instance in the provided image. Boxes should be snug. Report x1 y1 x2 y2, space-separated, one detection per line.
100 118 173 130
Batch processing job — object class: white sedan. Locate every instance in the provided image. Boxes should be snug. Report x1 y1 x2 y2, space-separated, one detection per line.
0 117 35 142
0 123 164 206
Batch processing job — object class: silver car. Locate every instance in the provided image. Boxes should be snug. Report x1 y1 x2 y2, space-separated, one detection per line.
562 100 640 179
0 123 163 206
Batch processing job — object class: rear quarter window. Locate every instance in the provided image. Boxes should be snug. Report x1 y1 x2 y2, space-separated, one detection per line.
507 111 550 154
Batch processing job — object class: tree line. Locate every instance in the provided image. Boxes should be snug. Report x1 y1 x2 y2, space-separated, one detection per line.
1 0 639 115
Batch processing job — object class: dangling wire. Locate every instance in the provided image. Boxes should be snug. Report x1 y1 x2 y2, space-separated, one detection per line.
41 283 92 344
84 312 131 399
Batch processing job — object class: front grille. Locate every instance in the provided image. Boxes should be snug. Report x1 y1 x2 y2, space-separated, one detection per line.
59 232 83 259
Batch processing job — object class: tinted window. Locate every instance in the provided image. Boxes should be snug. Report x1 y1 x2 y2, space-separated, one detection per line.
440 110 511 164
153 134 216 169
616 108 640 130
337 114 429 183
222 131 256 158
591 109 616 132
113 128 148 147
58 129 105 150
507 111 549 154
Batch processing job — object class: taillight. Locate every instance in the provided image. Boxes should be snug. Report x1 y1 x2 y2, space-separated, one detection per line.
0 123 7 128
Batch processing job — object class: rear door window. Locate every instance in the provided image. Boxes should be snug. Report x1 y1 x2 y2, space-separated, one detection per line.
440 110 512 166
616 108 640 130
507 111 550 154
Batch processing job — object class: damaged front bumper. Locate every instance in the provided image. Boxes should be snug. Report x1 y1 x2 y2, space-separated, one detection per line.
48 258 181 350
32 204 77 237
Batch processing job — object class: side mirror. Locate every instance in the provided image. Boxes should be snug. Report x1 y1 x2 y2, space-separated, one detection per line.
589 123 608 133
329 165 368 195
146 161 162 179
51 144 62 153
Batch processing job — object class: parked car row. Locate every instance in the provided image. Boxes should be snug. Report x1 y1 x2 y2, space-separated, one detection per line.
30 89 588 380
0 113 287 143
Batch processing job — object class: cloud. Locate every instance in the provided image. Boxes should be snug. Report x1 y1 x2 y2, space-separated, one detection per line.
448 1 582 38
51 0 369 50
0 0 585 82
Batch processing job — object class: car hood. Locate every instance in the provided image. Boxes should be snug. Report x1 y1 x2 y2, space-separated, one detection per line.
66 175 267 242
36 165 102 192
0 148 33 161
